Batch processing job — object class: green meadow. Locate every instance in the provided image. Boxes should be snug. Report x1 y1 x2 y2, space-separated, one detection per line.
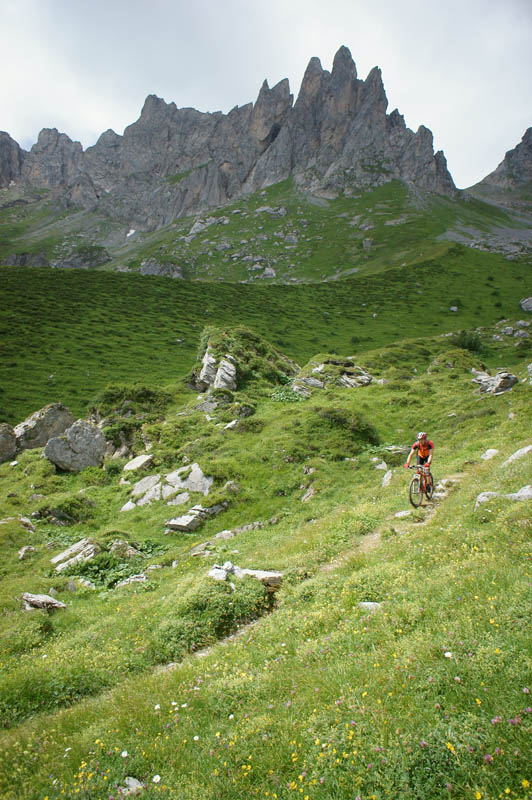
0 179 531 800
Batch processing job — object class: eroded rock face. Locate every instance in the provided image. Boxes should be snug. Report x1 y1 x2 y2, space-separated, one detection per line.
14 404 74 451
51 538 101 572
44 420 106 471
4 46 455 231
471 369 518 395
0 423 16 463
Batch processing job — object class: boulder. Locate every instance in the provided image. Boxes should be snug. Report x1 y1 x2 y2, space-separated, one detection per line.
14 403 74 451
110 540 143 559
18 545 36 560
137 483 162 506
131 474 161 497
165 511 205 532
481 449 499 460
213 357 237 390
471 369 518 394
0 423 16 463
120 500 137 513
44 420 106 471
208 561 283 591
165 463 213 495
474 491 499 509
22 592 66 611
506 485 532 501
197 348 218 390
51 538 101 572
115 573 147 588
382 470 393 487
123 454 153 472
520 297 532 312
166 491 190 506
502 445 532 467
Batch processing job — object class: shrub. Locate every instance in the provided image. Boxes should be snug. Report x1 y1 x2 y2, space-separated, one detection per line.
451 330 483 353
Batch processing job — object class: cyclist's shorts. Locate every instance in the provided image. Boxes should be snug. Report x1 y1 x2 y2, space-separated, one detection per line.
417 455 430 466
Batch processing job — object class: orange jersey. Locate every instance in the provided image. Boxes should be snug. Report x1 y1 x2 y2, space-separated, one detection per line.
413 439 434 459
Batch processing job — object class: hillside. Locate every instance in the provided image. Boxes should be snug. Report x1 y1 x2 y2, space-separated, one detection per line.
0 305 532 798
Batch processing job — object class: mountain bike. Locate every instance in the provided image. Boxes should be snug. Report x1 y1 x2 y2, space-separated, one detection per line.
407 464 434 507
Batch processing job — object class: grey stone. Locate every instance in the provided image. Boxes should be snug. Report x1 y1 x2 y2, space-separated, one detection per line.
506 485 532 501
394 510 411 518
22 592 66 611
197 348 218 390
110 540 143 559
520 297 532 312
374 461 388 471
358 602 382 611
124 454 153 472
474 491 499 510
165 512 204 532
301 486 316 503
165 463 213 495
137 483 162 506
502 445 532 467
120 500 137 512
0 423 16 463
481 449 499 460
166 491 190 506
382 470 393 487
471 369 518 394
52 539 101 572
214 357 237 390
18 545 36 560
44 420 106 471
224 419 238 430
131 474 161 497
115 573 147 588
14 403 74 451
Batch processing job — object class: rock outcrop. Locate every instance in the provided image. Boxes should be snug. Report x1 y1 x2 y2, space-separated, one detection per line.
0 423 17 463
44 419 106 471
4 46 456 230
473 128 532 193
14 403 74 451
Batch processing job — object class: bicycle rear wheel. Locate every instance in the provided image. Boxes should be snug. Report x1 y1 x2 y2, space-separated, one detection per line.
425 474 434 500
409 475 423 507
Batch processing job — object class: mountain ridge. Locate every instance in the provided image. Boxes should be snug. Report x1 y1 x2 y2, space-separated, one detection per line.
0 46 456 230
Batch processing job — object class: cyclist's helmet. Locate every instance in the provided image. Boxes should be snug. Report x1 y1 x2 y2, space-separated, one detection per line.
417 431 427 440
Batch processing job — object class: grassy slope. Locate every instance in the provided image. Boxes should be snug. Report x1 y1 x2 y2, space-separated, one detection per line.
1 240 530 425
0 320 531 799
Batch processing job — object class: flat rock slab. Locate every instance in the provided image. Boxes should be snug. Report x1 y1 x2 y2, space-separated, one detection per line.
502 445 532 467
124 454 153 472
208 561 282 590
166 513 204 532
51 538 101 572
131 474 161 497
22 592 66 611
481 449 499 460
165 463 213 495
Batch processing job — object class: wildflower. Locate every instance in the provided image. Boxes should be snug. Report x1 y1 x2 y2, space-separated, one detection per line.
523 687 530 694
475 793 482 799
444 652 452 658
454 676 461 683
483 754 493 763
491 716 502 724
420 740 428 748
121 751 128 758
522 780 530 789
153 775 161 783
194 736 199 741
154 704 160 710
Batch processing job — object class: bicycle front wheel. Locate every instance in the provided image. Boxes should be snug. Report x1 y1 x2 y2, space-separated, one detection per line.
409 475 423 507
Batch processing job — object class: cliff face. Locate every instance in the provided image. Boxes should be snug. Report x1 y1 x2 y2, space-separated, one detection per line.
0 46 457 229
472 128 532 192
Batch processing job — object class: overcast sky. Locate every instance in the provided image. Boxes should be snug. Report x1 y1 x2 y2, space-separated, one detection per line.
2 0 531 189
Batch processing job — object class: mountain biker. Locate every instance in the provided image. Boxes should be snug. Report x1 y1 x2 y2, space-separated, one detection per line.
404 432 434 486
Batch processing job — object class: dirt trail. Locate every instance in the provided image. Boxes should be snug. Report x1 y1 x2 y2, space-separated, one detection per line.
321 472 465 573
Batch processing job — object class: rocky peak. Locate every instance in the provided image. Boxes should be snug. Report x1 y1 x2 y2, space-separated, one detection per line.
0 131 24 187
3 44 457 227
475 127 532 191
22 128 83 188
